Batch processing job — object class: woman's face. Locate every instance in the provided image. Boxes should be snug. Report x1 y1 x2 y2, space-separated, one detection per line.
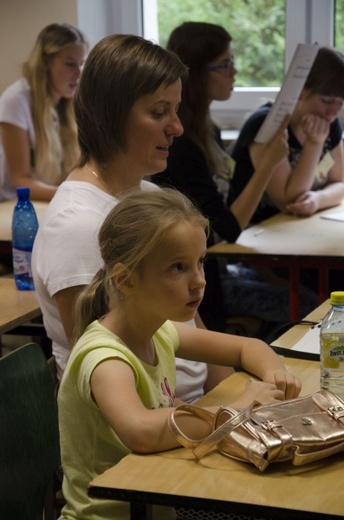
121 79 184 177
47 43 87 105
299 90 344 124
207 46 237 103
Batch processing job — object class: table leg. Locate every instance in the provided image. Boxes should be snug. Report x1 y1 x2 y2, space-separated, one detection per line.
318 267 329 302
131 502 152 520
289 265 299 321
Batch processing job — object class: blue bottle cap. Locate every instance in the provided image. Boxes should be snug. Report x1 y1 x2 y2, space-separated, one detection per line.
16 187 30 198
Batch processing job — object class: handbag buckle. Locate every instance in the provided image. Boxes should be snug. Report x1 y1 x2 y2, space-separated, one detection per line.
261 419 281 431
328 406 344 419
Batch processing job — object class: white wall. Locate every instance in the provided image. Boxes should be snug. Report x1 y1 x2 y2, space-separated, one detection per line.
0 0 144 94
0 0 78 94
77 0 142 50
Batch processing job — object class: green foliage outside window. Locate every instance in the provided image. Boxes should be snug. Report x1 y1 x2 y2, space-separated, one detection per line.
157 0 285 87
335 0 344 51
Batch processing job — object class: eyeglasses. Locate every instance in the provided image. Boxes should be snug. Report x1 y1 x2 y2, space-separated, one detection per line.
207 57 235 77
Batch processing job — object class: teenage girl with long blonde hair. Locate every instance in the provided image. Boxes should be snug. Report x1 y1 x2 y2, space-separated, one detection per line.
0 22 87 201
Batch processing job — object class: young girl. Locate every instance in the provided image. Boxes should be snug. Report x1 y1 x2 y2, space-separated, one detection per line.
58 188 302 520
0 23 87 201
231 46 344 222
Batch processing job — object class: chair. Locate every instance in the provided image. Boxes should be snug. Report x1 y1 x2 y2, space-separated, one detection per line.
0 342 60 520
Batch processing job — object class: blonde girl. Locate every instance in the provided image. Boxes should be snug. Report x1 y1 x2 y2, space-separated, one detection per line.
0 23 87 201
58 188 301 520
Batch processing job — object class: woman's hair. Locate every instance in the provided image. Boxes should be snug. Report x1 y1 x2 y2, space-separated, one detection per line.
23 23 87 184
167 22 232 175
304 46 344 98
72 188 209 343
74 34 188 168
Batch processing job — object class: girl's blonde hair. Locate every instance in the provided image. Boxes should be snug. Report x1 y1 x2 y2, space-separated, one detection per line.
23 23 87 184
72 188 209 343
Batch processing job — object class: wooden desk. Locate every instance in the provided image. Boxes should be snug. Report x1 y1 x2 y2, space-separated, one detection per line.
208 205 344 321
0 199 48 254
0 277 41 335
88 356 343 519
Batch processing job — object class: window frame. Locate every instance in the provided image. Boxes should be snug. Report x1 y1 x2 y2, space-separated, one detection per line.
77 0 336 129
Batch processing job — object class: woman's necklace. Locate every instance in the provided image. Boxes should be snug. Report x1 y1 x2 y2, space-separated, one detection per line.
85 164 114 196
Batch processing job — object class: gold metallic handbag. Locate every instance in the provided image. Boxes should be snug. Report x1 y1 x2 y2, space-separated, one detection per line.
168 390 344 471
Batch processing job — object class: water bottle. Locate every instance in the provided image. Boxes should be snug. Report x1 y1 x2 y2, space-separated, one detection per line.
320 291 344 398
12 187 38 290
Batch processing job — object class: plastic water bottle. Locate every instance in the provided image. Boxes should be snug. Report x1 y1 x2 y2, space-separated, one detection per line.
12 187 38 290
320 291 344 398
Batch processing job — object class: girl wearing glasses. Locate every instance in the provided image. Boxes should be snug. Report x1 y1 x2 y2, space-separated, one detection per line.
153 22 318 335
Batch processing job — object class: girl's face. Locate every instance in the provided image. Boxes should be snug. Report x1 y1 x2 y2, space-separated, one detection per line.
299 91 344 123
132 220 207 324
207 46 237 103
47 43 87 105
121 79 184 177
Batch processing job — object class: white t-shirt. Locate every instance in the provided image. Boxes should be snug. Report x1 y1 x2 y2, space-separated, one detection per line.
0 78 35 201
32 180 155 377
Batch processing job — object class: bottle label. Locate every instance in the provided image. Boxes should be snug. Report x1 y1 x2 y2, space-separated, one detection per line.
12 248 32 277
322 339 344 368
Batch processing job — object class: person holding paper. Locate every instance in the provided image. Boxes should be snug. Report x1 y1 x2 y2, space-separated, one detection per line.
231 46 344 222
153 22 318 335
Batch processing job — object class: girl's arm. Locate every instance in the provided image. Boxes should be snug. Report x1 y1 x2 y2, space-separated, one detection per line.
1 123 58 201
230 115 290 229
90 357 285 454
286 142 344 216
249 114 332 212
174 322 301 401
194 311 235 392
91 358 216 453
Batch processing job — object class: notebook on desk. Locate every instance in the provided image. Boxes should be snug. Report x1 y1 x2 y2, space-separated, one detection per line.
271 323 320 361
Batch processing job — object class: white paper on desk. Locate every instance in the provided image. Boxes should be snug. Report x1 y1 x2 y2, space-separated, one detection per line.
290 325 321 356
320 212 344 222
254 43 319 144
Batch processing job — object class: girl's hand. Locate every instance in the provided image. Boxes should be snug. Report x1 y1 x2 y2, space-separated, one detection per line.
285 190 319 216
262 369 302 400
301 114 330 145
260 114 290 170
232 380 285 408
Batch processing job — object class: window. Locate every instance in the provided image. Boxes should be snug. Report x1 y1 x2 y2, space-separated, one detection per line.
155 0 285 88
335 0 344 49
142 0 337 129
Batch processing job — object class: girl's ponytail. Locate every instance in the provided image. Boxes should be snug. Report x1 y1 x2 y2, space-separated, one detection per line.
72 268 110 345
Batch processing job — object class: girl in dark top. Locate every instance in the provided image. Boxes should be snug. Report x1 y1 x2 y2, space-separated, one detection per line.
153 22 318 333
231 46 344 224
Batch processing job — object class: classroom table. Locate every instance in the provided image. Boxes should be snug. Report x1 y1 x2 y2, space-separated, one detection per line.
207 204 344 321
88 303 343 520
0 199 48 256
0 277 41 335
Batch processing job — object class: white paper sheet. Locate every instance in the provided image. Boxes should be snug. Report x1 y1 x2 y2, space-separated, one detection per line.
320 212 344 222
290 325 321 355
254 43 319 144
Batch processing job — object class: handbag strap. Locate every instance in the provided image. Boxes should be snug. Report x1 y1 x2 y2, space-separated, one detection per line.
193 402 259 459
168 404 216 449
